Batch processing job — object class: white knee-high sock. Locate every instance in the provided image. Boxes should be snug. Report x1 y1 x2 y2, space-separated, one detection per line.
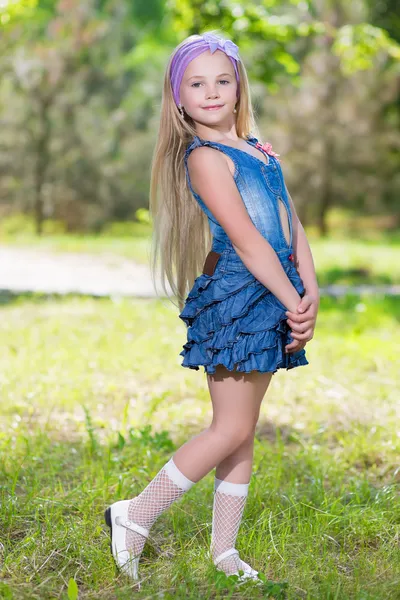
125 456 195 557
211 477 250 575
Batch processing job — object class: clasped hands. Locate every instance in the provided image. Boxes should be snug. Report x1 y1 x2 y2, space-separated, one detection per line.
284 293 318 354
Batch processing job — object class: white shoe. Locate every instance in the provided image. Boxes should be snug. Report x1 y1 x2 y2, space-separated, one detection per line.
104 499 149 585
213 547 261 583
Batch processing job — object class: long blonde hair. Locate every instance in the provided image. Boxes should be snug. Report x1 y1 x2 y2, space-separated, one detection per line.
149 29 260 313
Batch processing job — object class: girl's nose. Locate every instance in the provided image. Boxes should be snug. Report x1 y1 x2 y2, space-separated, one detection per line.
206 88 219 98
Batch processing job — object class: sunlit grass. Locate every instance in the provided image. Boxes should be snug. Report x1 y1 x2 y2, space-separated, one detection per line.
1 293 399 598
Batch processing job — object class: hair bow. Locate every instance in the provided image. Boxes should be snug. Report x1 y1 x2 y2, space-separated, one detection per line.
170 33 241 106
201 33 240 62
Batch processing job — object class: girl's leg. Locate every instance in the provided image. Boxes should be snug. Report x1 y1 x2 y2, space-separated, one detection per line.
213 366 272 481
209 366 273 575
123 367 271 565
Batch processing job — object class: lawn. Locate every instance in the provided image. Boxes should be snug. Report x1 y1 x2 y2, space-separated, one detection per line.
1 292 399 599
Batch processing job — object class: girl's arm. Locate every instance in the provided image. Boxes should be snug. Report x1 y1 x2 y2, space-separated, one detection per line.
187 147 303 313
285 183 320 304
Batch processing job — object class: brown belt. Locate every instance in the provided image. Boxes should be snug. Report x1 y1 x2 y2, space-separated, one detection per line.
202 251 306 299
202 250 221 276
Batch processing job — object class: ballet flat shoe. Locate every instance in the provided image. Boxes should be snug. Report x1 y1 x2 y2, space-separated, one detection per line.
104 499 149 585
213 547 262 583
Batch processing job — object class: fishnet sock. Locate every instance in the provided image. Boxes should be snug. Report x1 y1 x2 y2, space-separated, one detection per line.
125 457 194 558
211 478 249 576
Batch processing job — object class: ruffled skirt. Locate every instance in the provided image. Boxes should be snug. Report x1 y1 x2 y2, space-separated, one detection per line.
178 258 309 375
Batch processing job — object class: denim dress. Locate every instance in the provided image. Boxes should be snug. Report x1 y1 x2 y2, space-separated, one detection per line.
178 134 309 375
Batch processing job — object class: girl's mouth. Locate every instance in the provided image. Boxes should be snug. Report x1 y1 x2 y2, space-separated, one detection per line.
202 105 224 111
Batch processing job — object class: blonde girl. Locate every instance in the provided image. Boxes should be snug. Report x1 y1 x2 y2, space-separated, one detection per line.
105 30 319 587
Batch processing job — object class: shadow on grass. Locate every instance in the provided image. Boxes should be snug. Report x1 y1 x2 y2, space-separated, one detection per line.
316 267 397 286
0 290 110 306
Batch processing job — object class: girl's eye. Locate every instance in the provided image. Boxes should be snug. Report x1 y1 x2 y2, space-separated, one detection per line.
191 80 230 88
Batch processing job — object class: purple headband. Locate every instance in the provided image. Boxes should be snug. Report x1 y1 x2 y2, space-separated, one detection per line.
170 33 241 106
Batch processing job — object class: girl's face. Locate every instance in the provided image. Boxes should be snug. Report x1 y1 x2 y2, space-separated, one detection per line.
179 50 238 128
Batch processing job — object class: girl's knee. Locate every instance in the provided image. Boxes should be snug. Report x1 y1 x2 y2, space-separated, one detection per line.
210 423 255 452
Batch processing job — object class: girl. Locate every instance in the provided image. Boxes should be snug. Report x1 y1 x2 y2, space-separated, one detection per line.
105 30 319 586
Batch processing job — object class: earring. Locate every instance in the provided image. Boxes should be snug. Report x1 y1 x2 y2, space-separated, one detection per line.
178 104 185 120
233 106 237 113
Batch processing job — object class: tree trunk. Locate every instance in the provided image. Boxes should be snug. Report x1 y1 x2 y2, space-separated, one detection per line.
34 96 51 236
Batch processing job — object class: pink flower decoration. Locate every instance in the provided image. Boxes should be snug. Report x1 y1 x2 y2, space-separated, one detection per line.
255 141 280 160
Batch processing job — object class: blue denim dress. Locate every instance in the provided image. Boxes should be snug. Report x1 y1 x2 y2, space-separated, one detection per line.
178 134 309 375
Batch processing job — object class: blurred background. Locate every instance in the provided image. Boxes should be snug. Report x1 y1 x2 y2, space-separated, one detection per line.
0 0 399 254
1 2 400 599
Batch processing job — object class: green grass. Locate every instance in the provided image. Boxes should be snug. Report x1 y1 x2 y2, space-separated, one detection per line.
1 293 400 599
0 215 152 264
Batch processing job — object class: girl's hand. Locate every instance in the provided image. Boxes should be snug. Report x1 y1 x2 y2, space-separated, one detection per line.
284 293 318 354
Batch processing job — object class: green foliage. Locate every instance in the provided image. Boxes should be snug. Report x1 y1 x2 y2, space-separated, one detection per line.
334 23 400 74
0 0 399 234
67 578 78 600
0 582 13 600
0 0 37 27
366 0 400 43
135 207 151 225
0 213 67 235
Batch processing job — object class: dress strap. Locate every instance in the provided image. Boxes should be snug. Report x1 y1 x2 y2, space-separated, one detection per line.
183 136 225 223
184 135 240 182
245 134 259 144
185 135 240 164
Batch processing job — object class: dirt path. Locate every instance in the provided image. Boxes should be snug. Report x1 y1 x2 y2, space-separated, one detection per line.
0 246 170 297
0 246 399 298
